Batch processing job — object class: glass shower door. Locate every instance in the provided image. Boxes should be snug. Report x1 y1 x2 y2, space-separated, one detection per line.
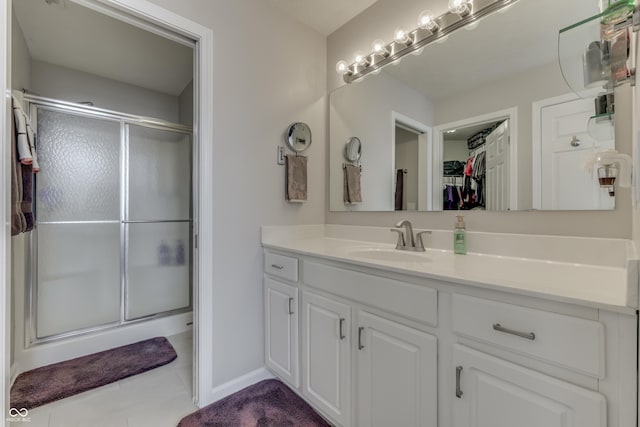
125 125 192 320
35 109 121 338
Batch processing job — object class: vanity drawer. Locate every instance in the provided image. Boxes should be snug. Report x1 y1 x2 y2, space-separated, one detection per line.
452 294 604 378
265 252 299 282
304 261 437 326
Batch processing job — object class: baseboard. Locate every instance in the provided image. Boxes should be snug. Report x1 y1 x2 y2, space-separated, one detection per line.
16 312 193 373
9 363 18 387
199 367 274 407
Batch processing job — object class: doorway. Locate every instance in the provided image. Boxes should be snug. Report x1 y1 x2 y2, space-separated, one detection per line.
533 95 615 210
391 112 431 211
1 0 215 417
434 108 518 211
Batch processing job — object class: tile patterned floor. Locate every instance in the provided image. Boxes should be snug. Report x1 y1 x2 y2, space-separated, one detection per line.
19 332 197 427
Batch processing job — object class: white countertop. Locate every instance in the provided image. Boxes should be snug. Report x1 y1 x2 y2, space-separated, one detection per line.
262 225 639 314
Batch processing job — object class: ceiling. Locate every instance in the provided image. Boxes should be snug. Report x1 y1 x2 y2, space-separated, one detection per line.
443 121 503 141
13 0 193 96
267 0 379 36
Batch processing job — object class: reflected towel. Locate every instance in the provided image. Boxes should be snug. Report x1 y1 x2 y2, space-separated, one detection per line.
394 169 404 211
11 114 25 236
343 164 362 205
285 155 307 203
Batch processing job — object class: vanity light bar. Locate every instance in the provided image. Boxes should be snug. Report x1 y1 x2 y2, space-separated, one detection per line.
338 0 519 84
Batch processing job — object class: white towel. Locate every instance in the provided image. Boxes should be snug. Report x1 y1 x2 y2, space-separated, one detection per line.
12 95 39 172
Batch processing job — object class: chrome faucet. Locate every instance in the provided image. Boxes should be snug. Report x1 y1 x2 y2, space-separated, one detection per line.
391 220 431 252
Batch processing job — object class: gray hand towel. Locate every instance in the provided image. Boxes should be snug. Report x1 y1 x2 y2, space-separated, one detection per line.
343 164 362 204
285 155 307 203
394 169 404 211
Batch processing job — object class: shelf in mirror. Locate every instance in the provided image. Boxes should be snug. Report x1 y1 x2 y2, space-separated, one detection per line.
558 6 636 99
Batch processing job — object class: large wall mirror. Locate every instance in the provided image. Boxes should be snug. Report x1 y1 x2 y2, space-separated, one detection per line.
329 0 626 212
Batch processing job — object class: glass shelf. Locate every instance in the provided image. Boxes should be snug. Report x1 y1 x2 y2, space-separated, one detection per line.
558 5 635 99
588 112 615 141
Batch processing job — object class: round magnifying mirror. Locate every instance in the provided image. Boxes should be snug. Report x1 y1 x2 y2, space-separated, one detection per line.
344 137 362 162
285 122 312 153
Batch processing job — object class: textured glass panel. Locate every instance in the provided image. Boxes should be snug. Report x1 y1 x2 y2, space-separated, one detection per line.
128 126 191 221
126 222 191 320
36 109 120 222
37 223 120 337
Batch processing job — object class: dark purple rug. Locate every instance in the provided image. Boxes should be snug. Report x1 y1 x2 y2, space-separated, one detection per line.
178 379 330 427
11 336 177 410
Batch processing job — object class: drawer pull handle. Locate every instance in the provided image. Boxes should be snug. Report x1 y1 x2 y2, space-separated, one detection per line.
493 323 536 341
358 327 365 350
455 366 463 398
339 318 346 340
288 298 294 315
271 264 284 270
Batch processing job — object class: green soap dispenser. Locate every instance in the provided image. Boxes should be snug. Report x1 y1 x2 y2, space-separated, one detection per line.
454 215 467 255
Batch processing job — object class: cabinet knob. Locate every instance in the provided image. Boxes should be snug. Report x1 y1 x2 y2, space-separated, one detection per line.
339 318 346 340
358 326 365 350
570 136 581 147
288 297 294 315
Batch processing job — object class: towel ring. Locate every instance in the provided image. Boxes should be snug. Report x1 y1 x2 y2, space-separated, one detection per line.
285 122 312 153
344 137 362 163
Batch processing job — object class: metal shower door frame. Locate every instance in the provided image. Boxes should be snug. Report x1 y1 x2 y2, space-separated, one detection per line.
24 95 194 346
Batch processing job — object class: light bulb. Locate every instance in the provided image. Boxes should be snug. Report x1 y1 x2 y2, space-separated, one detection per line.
418 10 438 31
372 39 388 56
448 0 471 15
394 27 410 45
354 51 369 66
336 60 350 75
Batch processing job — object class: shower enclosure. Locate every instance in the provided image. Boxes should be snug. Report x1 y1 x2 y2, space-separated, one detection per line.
25 95 193 343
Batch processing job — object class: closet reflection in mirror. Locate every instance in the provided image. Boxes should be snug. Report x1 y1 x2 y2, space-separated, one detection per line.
329 0 620 212
442 120 508 211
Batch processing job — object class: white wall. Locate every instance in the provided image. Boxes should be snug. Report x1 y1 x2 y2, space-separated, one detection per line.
30 60 181 122
330 71 433 211
11 8 28 92
146 0 327 388
179 80 194 126
443 139 468 162
327 0 632 238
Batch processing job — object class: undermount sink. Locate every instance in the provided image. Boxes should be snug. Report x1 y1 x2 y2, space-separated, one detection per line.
345 247 431 263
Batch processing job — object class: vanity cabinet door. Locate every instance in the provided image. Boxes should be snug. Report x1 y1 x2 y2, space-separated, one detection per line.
356 311 437 427
302 291 351 427
452 344 606 427
264 277 299 388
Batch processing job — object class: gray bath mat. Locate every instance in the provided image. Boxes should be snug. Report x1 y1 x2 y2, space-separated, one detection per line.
178 379 330 426
10 336 177 409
